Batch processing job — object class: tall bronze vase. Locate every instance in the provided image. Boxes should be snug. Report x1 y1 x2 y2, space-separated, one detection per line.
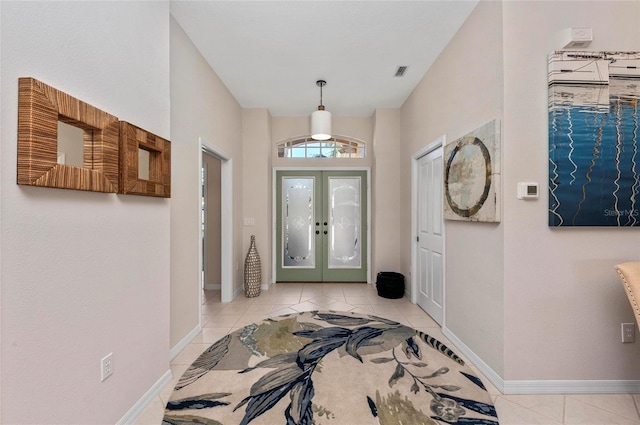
244 235 261 297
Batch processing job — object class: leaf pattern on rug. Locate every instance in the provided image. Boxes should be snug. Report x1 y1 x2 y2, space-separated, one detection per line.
250 315 323 357
285 374 315 424
174 334 231 391
234 315 399 424
417 330 465 365
162 414 223 425
163 311 499 425
460 371 487 390
313 312 374 326
294 327 352 366
404 336 422 359
435 393 498 419
345 326 385 362
166 393 231 410
312 403 335 420
239 352 299 374
375 389 439 425
366 395 378 417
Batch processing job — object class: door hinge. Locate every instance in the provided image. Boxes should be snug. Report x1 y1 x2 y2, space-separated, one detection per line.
416 236 419 242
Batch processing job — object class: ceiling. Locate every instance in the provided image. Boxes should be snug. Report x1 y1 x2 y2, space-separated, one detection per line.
170 1 479 117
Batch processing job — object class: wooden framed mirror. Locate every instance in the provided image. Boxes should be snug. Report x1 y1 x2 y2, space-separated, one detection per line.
119 121 171 198
17 77 120 192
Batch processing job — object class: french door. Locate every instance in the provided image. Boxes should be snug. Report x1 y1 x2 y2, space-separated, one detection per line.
276 170 367 282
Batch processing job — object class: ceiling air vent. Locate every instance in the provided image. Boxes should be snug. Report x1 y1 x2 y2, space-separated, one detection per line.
395 66 408 77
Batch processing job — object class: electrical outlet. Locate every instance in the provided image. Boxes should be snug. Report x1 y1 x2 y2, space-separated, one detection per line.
101 353 113 381
622 323 635 343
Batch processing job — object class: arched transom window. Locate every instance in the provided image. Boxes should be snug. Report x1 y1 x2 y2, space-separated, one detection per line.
277 136 366 159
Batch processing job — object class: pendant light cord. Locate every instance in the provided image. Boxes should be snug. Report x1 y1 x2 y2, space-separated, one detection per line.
316 80 327 109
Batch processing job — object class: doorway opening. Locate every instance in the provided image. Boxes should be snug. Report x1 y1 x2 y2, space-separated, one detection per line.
202 153 222 291
199 139 233 313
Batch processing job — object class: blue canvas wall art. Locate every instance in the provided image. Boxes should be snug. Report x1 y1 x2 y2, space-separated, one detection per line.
548 51 640 226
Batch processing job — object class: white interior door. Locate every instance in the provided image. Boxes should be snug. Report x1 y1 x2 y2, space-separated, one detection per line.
416 147 444 325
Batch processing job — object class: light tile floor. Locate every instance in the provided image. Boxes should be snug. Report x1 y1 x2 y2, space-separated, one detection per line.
134 283 640 425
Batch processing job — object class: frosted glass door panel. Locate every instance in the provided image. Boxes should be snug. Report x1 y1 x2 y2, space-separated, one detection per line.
328 177 361 268
283 178 315 267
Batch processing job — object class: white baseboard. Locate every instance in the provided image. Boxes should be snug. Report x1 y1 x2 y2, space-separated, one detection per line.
232 284 245 299
204 283 221 290
443 326 640 395
442 326 506 393
169 323 202 361
261 281 274 291
116 369 171 425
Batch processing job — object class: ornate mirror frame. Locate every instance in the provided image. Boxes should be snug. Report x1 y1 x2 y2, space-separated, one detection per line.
119 121 171 198
17 77 120 193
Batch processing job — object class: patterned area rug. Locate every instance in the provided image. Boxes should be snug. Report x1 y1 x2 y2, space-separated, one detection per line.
163 311 499 425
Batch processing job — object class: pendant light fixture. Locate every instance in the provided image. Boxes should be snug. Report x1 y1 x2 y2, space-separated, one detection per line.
311 80 331 141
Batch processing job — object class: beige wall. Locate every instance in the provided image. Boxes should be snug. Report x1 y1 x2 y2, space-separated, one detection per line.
402 0 640 383
204 154 222 287
372 109 403 276
0 2 170 423
170 17 243 348
502 0 640 381
401 0 505 375
242 109 272 286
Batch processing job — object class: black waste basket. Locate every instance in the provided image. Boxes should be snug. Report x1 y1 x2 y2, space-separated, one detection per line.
376 272 405 299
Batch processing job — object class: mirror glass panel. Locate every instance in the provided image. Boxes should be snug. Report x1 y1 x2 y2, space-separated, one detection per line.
283 177 315 267
138 148 150 180
57 121 86 168
328 177 361 268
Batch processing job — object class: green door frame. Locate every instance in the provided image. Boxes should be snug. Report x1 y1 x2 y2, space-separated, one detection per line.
273 167 370 283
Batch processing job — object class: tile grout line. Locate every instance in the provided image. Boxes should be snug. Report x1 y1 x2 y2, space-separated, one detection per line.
565 394 640 424
495 395 563 425
633 394 640 421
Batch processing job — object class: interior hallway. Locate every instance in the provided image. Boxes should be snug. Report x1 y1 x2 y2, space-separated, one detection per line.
135 283 640 425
